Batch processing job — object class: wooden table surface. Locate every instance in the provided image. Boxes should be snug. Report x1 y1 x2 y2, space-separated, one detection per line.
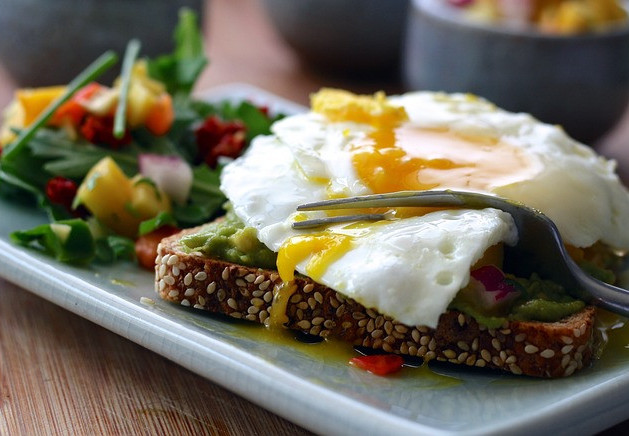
1 0 629 434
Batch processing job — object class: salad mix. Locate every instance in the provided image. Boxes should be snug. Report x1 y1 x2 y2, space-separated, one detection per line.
0 9 282 267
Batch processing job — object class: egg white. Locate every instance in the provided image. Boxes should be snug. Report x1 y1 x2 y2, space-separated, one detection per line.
220 92 629 328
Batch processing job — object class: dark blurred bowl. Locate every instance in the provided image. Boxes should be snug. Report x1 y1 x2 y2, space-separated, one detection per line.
261 0 410 78
0 0 205 87
403 0 629 144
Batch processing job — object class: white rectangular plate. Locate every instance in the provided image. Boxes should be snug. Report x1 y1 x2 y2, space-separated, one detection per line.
1 83 629 435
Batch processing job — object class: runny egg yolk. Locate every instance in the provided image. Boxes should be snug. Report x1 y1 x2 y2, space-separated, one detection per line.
276 89 538 296
277 232 353 283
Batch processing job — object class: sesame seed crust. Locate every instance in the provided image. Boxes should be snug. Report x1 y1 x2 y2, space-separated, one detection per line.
155 229 597 378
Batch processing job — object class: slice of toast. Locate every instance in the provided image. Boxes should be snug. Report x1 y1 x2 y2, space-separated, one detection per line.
155 228 596 378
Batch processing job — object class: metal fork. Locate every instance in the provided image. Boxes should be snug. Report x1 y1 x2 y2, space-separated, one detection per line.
293 190 629 317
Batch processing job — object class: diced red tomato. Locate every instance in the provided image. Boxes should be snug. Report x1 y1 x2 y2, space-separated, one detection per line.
135 226 180 270
80 115 132 148
349 354 404 376
194 116 247 168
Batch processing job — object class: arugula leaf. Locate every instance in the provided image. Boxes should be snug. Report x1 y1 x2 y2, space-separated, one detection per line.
138 211 178 235
11 218 95 263
147 8 207 98
94 235 136 263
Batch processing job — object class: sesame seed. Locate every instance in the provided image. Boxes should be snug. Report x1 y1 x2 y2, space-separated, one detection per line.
312 317 324 326
227 298 238 309
222 267 230 280
194 304 204 310
457 341 470 351
540 349 555 359
514 333 527 342
420 335 429 346
207 281 216 294
382 343 393 353
458 313 466 327
163 275 175 286
244 314 256 321
248 306 259 315
140 297 155 306
352 312 366 320
195 271 207 281
475 359 486 368
425 351 436 360
263 291 273 303
310 325 322 336
411 329 420 343
259 310 269 323
324 320 336 329
561 336 573 345
254 275 265 285
471 338 479 351
158 279 166 292
307 297 316 310
358 318 368 328
561 354 571 368
375 316 385 329
505 355 517 365
491 338 501 351
371 330 383 339
250 297 264 307
230 312 242 319
428 338 436 351
184 288 195 297
252 290 264 298
457 352 468 363
172 266 180 277
245 273 256 283
366 319 375 333
561 345 574 355
290 294 303 303
408 345 418 356
366 308 377 319
577 344 586 354
303 283 314 293
198 296 206 306
236 278 246 287
418 326 429 334
492 356 502 366
466 355 476 366
384 321 393 336
418 345 427 356
481 349 491 362
259 280 271 291
509 364 522 375
180 299 190 307
161 254 170 265
524 344 539 354
573 328 581 338
183 273 193 286
500 351 507 362
217 289 226 301
297 302 309 310
177 262 187 271
564 362 577 376
168 290 179 298
579 324 587 336
167 255 179 266
329 297 340 308
314 292 323 304
297 320 311 330
336 305 346 317
158 264 166 277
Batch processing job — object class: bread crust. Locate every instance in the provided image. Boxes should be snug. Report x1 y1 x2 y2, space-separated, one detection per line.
155 228 596 378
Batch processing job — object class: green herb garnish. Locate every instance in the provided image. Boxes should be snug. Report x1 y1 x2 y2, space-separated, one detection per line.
114 39 141 139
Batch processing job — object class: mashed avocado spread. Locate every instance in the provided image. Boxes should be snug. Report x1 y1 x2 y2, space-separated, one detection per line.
181 205 591 327
180 205 277 269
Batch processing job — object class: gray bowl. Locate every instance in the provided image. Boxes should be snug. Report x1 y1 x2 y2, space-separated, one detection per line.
403 0 629 143
0 0 204 87
261 0 410 77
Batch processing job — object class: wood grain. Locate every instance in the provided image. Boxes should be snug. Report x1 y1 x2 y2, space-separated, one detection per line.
0 278 310 435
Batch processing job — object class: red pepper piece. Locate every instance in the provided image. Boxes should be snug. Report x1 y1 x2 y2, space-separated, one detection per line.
45 176 88 217
51 82 104 127
349 354 404 376
80 115 132 149
194 116 246 168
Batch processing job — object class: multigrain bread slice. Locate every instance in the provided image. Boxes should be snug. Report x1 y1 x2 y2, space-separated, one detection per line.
155 228 597 378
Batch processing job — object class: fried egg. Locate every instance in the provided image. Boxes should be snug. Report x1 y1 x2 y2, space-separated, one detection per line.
220 89 629 328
